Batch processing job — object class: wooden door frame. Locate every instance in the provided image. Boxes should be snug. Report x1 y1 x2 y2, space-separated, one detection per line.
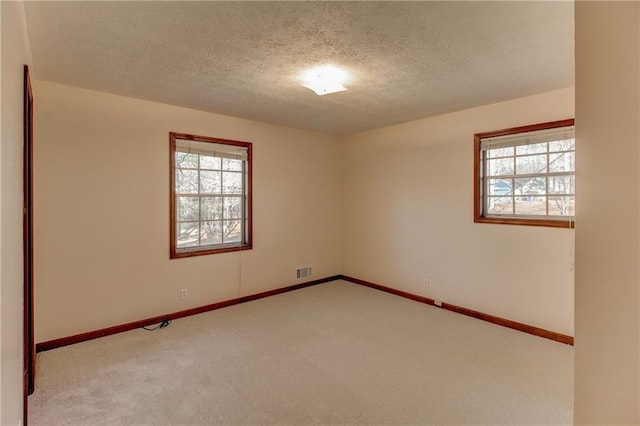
23 64 35 425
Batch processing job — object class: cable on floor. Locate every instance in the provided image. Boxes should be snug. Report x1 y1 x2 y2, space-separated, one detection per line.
141 319 171 331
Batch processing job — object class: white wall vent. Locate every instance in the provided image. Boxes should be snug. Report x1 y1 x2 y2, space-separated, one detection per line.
296 266 312 279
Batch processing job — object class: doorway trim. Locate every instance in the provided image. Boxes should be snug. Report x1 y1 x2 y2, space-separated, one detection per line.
23 64 35 425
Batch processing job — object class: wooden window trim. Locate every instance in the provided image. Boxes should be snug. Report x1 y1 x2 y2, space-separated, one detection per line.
473 119 575 229
170 132 253 259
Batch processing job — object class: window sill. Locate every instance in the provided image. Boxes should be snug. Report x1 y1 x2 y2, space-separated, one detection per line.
171 243 252 259
474 216 574 229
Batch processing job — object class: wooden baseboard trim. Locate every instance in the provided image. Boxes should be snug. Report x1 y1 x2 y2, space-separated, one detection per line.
36 273 573 352
36 275 341 352
339 275 438 306
339 275 574 346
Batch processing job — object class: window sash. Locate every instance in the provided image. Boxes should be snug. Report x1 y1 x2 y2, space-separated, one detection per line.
481 141 574 220
175 154 248 251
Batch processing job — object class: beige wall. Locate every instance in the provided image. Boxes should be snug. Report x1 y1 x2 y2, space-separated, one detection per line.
35 82 579 344
1 1 32 424
34 81 343 342
574 1 640 424
19 2 640 424
342 88 575 336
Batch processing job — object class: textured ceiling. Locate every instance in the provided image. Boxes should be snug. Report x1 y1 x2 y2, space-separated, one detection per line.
24 1 574 135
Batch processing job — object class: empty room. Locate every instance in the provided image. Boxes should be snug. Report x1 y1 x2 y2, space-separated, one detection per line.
1 1 639 425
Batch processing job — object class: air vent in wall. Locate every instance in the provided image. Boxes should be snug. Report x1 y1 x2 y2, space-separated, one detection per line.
296 266 313 279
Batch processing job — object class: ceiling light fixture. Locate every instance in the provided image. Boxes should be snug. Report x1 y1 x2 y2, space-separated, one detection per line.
300 65 349 96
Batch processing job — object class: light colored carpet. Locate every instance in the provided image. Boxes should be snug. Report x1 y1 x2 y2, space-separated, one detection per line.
29 280 573 425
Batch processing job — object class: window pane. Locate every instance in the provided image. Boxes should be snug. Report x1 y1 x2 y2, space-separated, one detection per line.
477 122 574 224
177 222 199 248
549 196 575 216
175 152 198 168
224 196 243 219
514 177 546 195
176 169 198 194
516 142 547 155
171 134 251 257
515 196 546 215
487 147 514 158
223 158 243 171
222 172 243 194
549 139 575 152
487 179 512 196
549 175 575 195
200 155 221 170
488 158 514 176
200 170 221 194
516 154 547 175
223 220 242 243
486 197 513 215
200 221 223 245
549 152 575 173
201 197 223 220
177 196 199 221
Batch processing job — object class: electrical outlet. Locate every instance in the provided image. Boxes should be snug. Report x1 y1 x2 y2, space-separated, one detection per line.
180 288 188 300
423 277 429 288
